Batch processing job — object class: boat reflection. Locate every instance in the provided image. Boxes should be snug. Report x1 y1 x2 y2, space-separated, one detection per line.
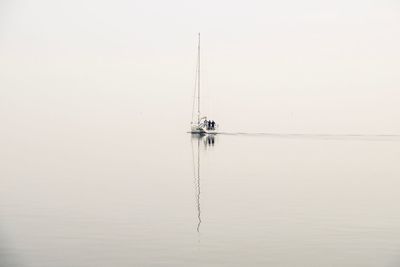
203 134 215 147
191 134 217 232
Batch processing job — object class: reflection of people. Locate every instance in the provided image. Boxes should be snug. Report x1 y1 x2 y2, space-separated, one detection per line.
204 135 215 147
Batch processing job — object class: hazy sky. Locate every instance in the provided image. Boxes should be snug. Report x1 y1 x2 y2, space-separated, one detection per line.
1 0 400 133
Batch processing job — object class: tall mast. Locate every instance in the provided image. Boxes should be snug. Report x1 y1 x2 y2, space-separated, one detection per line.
197 33 201 124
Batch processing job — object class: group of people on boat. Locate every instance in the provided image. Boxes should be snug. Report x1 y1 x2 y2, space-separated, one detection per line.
204 119 216 130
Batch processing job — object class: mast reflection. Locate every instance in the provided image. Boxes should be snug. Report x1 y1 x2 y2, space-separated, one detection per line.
191 134 217 232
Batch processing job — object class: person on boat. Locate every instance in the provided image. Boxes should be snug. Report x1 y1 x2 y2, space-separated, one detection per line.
204 119 208 127
208 120 212 130
211 120 215 129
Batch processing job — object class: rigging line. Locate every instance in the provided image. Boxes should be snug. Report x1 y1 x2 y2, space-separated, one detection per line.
191 45 199 124
197 33 201 124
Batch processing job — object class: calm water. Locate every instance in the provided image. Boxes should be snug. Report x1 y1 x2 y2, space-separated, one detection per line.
1 127 400 267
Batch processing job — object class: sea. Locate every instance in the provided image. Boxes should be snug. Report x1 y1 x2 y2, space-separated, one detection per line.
1 125 400 267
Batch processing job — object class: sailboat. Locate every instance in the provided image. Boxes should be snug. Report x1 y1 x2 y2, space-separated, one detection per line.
190 33 218 134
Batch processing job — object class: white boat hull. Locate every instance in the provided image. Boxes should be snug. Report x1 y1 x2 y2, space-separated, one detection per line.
191 125 206 134
191 124 218 134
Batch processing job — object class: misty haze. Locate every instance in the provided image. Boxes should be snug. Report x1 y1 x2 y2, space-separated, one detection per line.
1 0 400 266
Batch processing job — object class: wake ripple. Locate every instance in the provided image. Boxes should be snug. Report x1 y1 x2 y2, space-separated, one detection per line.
215 132 400 141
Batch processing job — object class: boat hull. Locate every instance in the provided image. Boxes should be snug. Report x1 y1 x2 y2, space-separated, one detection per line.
190 125 218 134
191 125 206 134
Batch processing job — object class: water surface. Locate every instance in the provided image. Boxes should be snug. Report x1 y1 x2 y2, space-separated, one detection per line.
1 127 400 267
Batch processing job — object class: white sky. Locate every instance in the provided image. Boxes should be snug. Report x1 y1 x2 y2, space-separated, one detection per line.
1 0 400 133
